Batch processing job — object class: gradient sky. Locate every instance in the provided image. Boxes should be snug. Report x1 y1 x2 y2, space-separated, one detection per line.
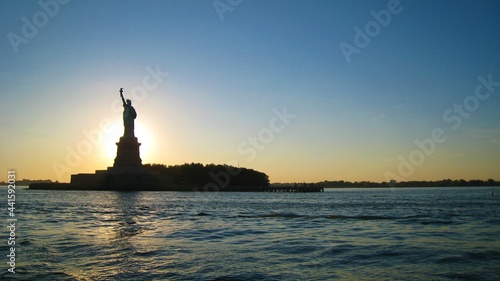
1 0 499 183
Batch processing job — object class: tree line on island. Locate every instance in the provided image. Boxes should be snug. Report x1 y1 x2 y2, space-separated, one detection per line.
144 163 270 187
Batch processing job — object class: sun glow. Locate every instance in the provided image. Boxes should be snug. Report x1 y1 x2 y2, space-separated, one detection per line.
98 119 155 166
134 120 155 163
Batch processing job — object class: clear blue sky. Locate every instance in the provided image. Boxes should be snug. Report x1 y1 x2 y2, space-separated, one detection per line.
1 0 499 183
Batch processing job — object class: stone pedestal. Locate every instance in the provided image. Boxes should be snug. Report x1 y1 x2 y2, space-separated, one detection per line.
68 135 173 190
113 137 142 167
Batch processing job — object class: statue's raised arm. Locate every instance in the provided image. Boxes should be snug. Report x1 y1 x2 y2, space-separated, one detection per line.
120 88 126 106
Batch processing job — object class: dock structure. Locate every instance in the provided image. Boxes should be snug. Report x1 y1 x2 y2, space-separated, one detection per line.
264 183 324 192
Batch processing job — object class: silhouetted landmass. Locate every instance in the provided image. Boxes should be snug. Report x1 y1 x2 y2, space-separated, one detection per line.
297 178 500 188
10 176 499 189
144 163 269 187
0 179 53 186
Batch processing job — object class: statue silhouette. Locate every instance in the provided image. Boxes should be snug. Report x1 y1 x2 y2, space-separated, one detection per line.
120 88 137 138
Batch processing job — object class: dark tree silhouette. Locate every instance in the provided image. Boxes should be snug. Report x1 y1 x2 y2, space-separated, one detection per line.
144 163 269 187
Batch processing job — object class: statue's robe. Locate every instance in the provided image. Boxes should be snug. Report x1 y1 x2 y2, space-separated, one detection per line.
123 104 137 137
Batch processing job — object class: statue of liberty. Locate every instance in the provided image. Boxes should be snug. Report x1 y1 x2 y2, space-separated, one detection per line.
119 88 137 138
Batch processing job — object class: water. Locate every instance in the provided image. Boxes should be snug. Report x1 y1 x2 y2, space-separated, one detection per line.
0 186 499 280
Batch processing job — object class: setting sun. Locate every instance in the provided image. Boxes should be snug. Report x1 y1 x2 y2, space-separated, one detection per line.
134 120 155 163
98 118 155 166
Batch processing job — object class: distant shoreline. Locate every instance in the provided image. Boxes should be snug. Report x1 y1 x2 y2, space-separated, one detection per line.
1 184 498 190
1 178 498 189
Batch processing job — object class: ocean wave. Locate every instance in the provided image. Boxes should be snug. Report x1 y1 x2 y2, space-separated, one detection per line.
237 213 430 221
209 272 284 281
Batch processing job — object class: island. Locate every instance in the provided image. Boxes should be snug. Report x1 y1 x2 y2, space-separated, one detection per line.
29 88 278 192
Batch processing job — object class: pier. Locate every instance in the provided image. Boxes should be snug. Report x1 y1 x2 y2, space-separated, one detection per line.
264 183 324 192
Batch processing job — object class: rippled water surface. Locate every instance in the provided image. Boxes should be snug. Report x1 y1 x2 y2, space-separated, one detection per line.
1 187 499 280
